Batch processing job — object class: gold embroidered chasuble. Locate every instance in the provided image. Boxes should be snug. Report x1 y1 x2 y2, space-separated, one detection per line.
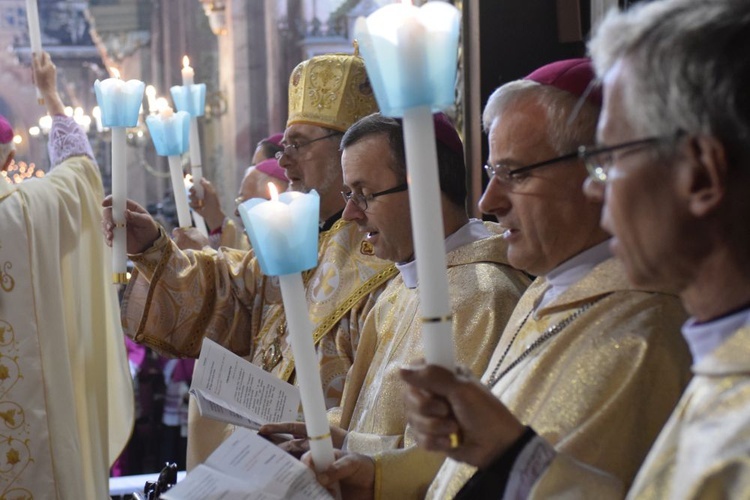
428 257 692 499
0 157 133 499
530 325 750 499
328 229 531 499
217 218 250 251
623 324 750 499
122 218 397 467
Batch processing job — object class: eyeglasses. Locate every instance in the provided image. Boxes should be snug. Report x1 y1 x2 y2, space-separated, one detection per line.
275 132 341 160
578 131 684 183
484 151 579 184
341 183 408 211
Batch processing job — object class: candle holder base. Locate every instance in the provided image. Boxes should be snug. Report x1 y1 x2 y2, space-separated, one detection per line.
112 272 129 284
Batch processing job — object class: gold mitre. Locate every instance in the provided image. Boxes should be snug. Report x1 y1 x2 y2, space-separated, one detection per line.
287 49 378 132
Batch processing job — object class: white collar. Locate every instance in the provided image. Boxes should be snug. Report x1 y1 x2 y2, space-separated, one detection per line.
397 219 490 289
537 240 612 310
683 308 750 364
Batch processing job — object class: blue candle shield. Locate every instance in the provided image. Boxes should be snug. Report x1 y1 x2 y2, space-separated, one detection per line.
238 190 320 276
146 111 191 156
170 84 207 118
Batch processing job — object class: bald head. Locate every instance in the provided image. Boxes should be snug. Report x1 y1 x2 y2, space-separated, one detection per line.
234 166 290 216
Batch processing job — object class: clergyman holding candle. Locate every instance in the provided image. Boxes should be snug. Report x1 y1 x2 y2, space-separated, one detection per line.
1 51 133 499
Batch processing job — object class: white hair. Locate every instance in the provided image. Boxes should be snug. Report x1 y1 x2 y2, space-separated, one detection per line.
589 0 750 164
483 79 600 155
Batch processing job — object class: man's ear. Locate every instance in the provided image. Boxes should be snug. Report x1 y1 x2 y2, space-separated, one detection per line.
1 150 14 172
681 135 729 218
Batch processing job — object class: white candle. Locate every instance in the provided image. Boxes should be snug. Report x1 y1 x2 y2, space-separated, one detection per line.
277 272 336 473
158 100 174 119
238 186 336 479
181 56 204 193
181 56 195 86
403 106 455 368
25 0 43 104
111 127 128 282
168 155 192 228
159 97 191 229
92 106 103 133
189 118 202 190
96 67 146 283
145 85 158 115
396 11 429 96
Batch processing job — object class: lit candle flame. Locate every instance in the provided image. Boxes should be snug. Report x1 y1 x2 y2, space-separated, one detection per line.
183 55 191 69
184 173 193 189
156 97 170 111
110 67 121 79
268 182 279 202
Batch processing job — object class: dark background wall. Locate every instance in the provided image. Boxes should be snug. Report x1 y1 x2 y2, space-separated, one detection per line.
476 0 590 199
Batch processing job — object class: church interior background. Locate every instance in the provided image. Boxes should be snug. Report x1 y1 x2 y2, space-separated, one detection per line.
0 0 634 482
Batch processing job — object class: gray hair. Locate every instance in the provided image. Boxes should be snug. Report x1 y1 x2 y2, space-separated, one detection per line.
482 80 600 155
589 0 750 165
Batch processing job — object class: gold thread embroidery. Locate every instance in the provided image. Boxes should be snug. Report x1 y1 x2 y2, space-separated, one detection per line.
1 262 15 292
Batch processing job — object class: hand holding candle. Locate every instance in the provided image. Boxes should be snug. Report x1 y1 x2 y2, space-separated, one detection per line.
184 175 209 237
238 186 337 477
94 68 145 283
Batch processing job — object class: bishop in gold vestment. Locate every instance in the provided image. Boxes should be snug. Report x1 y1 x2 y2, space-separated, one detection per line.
123 217 396 466
326 222 529 498
428 256 692 498
119 51 395 468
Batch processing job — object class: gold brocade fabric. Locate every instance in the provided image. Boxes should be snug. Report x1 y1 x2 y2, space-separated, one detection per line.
335 227 531 499
122 219 397 467
218 218 250 251
625 325 750 499
428 258 693 499
287 52 378 132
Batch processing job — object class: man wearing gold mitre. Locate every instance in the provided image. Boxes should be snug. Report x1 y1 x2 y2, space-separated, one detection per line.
103 50 399 468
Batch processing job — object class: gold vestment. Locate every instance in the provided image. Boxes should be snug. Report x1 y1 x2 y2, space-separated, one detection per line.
123 219 396 467
217 218 250 251
330 227 530 499
625 324 750 499
428 257 692 498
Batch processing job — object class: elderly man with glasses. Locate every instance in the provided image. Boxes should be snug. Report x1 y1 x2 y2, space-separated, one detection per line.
103 51 400 469
364 58 694 500
402 0 750 497
260 112 529 498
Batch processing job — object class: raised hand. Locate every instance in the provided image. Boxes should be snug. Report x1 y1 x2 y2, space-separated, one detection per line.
32 52 64 116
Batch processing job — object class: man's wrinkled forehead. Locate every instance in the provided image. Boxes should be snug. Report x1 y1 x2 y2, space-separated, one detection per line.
282 123 330 144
